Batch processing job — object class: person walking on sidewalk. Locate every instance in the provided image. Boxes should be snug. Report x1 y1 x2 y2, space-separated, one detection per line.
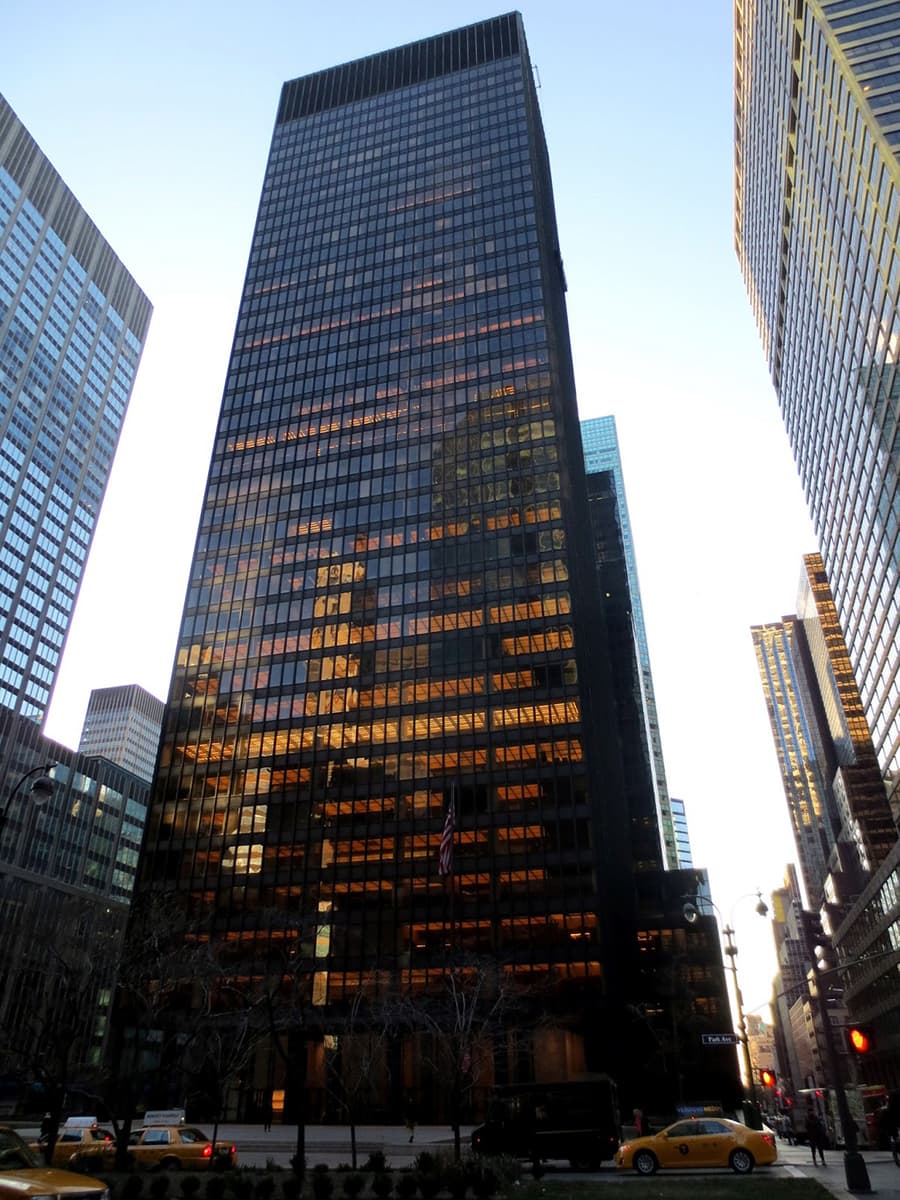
404 1096 417 1144
807 1111 827 1165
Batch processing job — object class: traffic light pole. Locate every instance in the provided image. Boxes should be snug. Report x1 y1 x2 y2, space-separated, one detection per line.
806 926 871 1193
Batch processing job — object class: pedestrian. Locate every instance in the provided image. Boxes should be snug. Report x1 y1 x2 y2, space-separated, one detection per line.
40 1113 53 1141
783 1112 795 1145
263 1098 272 1133
404 1096 417 1144
807 1110 827 1165
632 1108 646 1136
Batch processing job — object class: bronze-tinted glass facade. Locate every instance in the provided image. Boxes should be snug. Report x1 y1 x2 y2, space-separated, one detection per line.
138 14 686 1116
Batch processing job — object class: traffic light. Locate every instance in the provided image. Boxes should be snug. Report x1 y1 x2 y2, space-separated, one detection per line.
760 1068 777 1088
847 1025 873 1054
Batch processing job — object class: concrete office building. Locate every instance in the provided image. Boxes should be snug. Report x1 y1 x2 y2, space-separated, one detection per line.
0 95 150 724
79 683 164 784
134 15 738 1121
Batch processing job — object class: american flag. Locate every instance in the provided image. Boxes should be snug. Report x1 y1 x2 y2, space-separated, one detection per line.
438 790 455 876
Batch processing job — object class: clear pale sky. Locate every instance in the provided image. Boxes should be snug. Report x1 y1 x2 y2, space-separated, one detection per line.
2 1 817 1020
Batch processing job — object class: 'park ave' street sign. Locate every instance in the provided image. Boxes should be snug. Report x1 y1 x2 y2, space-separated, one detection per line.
701 1033 739 1046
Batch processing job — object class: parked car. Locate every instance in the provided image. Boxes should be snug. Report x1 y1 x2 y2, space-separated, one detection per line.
615 1116 778 1175
0 1126 109 1200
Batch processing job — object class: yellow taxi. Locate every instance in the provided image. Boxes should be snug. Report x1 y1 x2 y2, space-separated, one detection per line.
126 1125 236 1171
615 1116 778 1175
0 1127 109 1200
32 1121 114 1172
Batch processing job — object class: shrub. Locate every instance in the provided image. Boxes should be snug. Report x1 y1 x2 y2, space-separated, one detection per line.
415 1173 441 1200
179 1178 202 1200
203 1176 226 1200
341 1174 365 1199
281 1177 302 1200
363 1151 387 1174
394 1175 417 1200
371 1173 392 1200
254 1178 276 1200
444 1162 468 1200
311 1166 333 1200
289 1156 305 1179
412 1153 436 1176
122 1177 145 1200
149 1177 170 1200
231 1176 254 1200
470 1164 497 1200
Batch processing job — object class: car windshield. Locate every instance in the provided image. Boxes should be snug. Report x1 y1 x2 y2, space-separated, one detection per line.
179 1129 209 1144
0 1128 41 1170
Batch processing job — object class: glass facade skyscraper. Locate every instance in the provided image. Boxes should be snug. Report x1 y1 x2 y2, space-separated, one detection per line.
0 94 150 723
136 15 737 1119
735 1 900 813
581 416 678 868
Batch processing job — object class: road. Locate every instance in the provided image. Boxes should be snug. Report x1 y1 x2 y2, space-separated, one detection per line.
14 1122 900 1197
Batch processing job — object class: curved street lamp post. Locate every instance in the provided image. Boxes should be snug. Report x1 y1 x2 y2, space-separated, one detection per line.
684 890 768 1117
0 764 56 840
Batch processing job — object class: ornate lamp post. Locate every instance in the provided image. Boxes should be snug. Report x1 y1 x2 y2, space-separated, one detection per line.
0 764 56 839
802 910 871 1194
684 890 768 1116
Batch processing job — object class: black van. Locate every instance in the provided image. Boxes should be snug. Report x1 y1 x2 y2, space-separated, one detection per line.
471 1076 621 1169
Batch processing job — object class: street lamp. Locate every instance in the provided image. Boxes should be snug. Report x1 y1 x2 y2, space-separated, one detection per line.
684 890 768 1119
0 764 56 838
802 910 871 1194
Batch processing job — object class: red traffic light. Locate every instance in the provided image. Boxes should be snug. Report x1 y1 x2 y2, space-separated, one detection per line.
848 1026 872 1053
760 1068 777 1088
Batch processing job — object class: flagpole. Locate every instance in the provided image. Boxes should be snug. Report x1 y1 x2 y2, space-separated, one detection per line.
438 783 456 952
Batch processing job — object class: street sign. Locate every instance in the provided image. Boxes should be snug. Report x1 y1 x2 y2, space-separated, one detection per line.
701 1033 739 1046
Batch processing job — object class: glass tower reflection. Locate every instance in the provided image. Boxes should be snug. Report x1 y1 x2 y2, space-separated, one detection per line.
143 15 660 1101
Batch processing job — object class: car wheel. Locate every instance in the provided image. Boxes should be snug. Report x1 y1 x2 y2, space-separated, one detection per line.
160 1156 182 1170
730 1148 754 1174
634 1150 658 1175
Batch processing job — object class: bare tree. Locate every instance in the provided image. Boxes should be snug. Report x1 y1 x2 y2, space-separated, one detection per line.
396 957 530 1159
322 987 395 1168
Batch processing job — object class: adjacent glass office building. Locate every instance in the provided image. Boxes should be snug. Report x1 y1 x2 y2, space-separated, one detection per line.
581 416 679 869
0 94 150 723
137 14 734 1118
735 1 900 814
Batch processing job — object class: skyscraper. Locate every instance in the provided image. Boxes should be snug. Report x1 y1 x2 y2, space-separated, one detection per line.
734 1 900 814
137 14 733 1119
0 94 150 723
753 554 899 1085
581 416 678 868
752 553 894 909
0 709 151 1086
79 683 164 784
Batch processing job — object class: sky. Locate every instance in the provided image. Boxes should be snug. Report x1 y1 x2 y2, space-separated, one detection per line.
1 1 818 1022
